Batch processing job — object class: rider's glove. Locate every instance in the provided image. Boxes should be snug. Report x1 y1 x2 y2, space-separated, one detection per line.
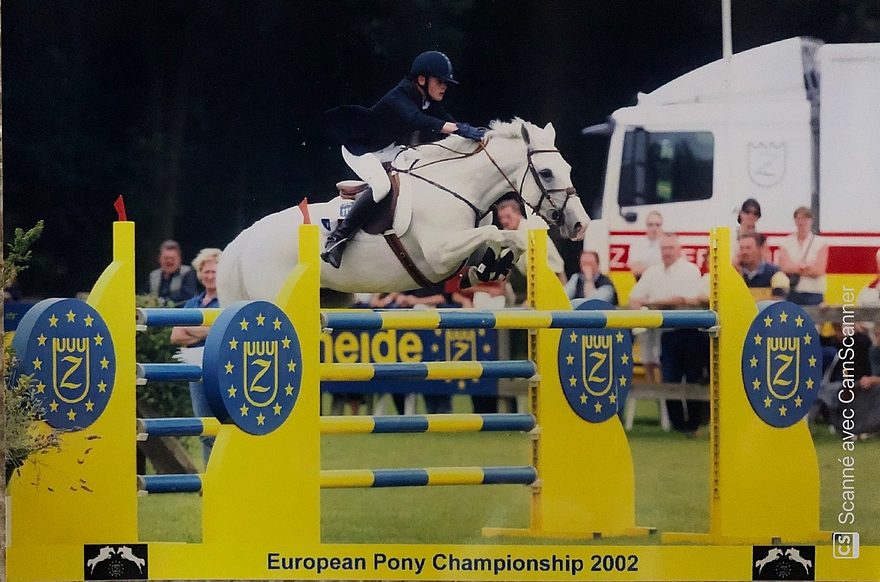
455 123 486 141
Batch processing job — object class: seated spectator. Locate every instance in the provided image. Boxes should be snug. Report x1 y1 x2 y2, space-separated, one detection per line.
777 206 827 306
565 250 618 304
738 232 781 289
445 275 507 413
147 240 198 306
629 233 708 435
814 323 880 435
371 284 456 415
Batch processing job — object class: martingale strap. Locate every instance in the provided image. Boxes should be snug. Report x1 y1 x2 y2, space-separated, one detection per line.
383 232 436 289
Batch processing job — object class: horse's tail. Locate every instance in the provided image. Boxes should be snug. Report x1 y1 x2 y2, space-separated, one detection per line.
217 232 249 305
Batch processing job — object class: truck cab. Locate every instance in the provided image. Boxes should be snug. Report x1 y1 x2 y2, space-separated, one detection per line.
585 37 880 304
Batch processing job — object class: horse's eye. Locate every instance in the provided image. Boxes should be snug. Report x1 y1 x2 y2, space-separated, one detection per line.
539 169 553 180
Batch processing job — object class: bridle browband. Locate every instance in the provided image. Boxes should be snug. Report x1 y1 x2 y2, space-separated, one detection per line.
391 135 578 227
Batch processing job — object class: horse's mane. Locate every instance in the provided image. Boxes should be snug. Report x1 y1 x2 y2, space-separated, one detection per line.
397 118 529 164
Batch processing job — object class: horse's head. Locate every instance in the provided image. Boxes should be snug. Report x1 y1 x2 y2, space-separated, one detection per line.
495 119 590 241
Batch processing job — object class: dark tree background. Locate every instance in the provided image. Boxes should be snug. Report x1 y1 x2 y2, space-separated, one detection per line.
3 0 879 296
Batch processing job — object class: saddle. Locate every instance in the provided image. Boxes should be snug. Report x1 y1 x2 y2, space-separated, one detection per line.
334 173 401 235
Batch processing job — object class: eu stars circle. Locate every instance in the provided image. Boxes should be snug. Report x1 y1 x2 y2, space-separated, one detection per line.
557 300 633 423
203 301 302 435
741 301 822 428
12 298 116 430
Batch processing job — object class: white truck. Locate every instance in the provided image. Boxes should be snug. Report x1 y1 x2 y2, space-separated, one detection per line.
583 37 880 303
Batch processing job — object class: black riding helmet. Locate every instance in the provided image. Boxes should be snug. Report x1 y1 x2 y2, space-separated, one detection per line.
408 51 459 86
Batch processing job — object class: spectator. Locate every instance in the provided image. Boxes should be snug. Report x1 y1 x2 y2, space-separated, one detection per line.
733 198 770 266
565 250 618 304
148 240 198 306
497 198 566 304
629 233 708 435
373 284 456 415
627 211 664 280
814 323 880 435
169 248 222 464
777 206 828 306
626 212 664 383
857 249 880 306
625 212 665 383
445 275 507 413
738 232 781 288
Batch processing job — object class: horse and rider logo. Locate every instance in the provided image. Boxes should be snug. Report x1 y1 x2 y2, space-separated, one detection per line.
741 302 822 428
752 545 814 580
83 544 148 580
202 301 302 435
557 300 633 423
12 298 116 430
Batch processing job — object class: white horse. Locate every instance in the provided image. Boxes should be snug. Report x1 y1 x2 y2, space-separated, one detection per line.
218 118 589 301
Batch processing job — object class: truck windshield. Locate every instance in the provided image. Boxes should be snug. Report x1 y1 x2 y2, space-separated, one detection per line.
619 130 714 207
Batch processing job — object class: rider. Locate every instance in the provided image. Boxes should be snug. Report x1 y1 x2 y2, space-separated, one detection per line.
322 50 486 268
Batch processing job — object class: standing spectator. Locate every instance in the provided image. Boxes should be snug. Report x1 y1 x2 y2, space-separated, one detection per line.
777 206 828 305
736 198 763 237
627 211 664 280
565 250 618 304
148 240 198 306
733 198 770 266
857 249 880 306
626 211 664 384
497 198 567 304
629 234 708 435
170 248 222 465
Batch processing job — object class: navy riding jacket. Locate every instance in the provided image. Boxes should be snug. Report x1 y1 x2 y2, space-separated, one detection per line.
326 78 455 155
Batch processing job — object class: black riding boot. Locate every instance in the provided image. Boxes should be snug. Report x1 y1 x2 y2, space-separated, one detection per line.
321 188 379 268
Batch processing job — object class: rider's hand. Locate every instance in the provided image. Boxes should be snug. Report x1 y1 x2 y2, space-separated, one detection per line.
455 123 486 141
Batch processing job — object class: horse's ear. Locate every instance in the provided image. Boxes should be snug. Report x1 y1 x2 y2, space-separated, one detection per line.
544 122 556 140
520 123 531 146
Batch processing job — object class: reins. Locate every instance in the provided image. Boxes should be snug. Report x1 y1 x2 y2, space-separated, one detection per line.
391 135 576 228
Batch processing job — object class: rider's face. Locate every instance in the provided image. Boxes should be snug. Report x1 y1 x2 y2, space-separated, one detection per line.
425 76 447 101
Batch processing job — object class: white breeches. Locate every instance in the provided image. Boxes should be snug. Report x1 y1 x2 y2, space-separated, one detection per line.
342 145 400 202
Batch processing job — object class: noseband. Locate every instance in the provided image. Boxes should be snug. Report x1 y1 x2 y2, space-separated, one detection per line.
520 148 578 227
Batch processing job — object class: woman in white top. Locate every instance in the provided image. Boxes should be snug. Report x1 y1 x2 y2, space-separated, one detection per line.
777 206 828 305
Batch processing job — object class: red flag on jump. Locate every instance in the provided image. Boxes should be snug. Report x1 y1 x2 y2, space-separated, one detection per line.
298 198 311 225
114 195 127 221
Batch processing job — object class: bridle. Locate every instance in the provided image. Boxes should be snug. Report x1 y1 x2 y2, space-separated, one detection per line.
392 136 578 227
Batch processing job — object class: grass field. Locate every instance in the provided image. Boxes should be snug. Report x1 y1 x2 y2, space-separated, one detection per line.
140 396 880 545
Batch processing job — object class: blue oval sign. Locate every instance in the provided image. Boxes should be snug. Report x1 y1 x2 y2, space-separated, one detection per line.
741 301 822 428
557 299 633 423
203 301 302 435
11 298 116 430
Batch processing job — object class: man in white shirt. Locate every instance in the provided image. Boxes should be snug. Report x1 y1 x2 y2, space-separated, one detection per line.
628 233 708 435
626 211 665 383
627 211 664 280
